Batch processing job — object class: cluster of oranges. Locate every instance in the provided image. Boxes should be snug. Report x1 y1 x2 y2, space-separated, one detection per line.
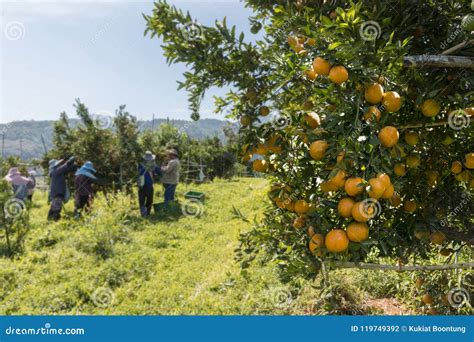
451 152 474 187
306 57 349 85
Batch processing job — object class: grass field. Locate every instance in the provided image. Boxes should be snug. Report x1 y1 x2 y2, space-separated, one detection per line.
0 178 443 315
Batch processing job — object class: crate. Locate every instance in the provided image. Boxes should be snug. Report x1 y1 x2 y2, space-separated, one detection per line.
153 201 182 217
184 191 205 202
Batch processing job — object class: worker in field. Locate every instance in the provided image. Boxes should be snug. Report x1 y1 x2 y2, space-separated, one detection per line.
160 149 180 203
74 161 99 218
47 156 77 221
4 167 33 201
138 151 161 217
26 169 37 201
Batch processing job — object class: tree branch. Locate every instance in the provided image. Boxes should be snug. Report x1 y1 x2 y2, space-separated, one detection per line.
403 55 474 69
327 261 474 271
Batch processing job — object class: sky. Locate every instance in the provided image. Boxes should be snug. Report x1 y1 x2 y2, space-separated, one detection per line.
0 0 256 123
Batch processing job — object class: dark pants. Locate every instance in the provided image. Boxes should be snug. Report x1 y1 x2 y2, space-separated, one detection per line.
74 195 91 217
139 186 154 217
48 196 64 221
163 184 177 202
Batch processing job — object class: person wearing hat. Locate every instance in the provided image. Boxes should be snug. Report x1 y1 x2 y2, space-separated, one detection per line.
4 167 33 201
137 151 161 217
47 156 77 221
160 149 181 203
26 169 37 201
74 161 100 217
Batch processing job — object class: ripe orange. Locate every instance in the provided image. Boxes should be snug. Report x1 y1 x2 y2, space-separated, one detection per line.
364 83 384 104
430 231 446 245
344 177 365 197
337 197 355 218
330 170 348 189
274 197 285 209
455 170 471 183
309 233 325 253
352 201 375 222
240 115 252 127
294 199 310 214
329 66 349 84
367 178 386 199
293 216 306 229
287 35 298 47
346 222 369 242
309 140 329 160
253 159 268 172
376 173 391 189
303 100 314 111
422 294 433 305
325 229 349 252
259 106 270 116
382 91 402 112
307 226 316 237
390 193 402 207
404 131 419 146
425 171 439 186
305 69 318 81
403 200 417 213
363 106 381 122
306 38 316 46
378 126 399 148
421 99 441 117
381 184 395 199
312 57 331 76
406 154 420 168
464 152 474 169
414 230 430 240
394 163 407 176
465 107 474 116
336 151 345 163
415 278 424 288
254 143 268 155
304 112 321 128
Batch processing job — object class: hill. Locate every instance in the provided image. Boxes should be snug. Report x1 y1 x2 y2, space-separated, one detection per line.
0 118 237 160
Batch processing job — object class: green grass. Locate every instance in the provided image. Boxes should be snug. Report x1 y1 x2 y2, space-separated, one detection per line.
0 178 307 315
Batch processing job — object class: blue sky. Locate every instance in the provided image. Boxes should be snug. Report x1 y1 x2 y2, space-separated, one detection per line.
0 0 255 123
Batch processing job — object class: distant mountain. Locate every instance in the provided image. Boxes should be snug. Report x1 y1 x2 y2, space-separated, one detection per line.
0 118 237 160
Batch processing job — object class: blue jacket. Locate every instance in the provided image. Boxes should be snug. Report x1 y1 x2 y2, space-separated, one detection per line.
138 163 161 188
49 158 76 198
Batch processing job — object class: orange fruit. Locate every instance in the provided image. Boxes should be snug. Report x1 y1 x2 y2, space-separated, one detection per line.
312 57 331 76
464 152 474 169
422 294 433 305
403 200 417 213
406 154 421 168
294 199 310 214
252 159 268 172
381 183 395 199
363 106 381 122
390 193 402 207
344 177 365 197
430 231 446 245
367 178 386 199
293 216 306 229
421 99 441 117
254 143 268 155
304 112 321 128
287 35 298 46
305 69 318 81
274 197 285 209
302 100 314 111
336 151 345 163
382 91 402 112
451 161 462 175
464 107 474 116
259 106 270 116
404 131 419 146
414 230 430 240
394 163 407 176
330 170 348 189
337 197 355 218
378 126 399 147
346 222 369 242
240 115 252 127
306 38 316 46
307 226 316 237
415 278 424 288
352 201 375 222
325 229 349 252
364 83 384 104
425 171 439 186
309 140 329 160
309 233 325 253
376 173 391 189
439 248 452 256
455 170 470 183
329 66 349 84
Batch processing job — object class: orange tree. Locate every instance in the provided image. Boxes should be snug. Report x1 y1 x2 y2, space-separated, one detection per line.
145 1 473 280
